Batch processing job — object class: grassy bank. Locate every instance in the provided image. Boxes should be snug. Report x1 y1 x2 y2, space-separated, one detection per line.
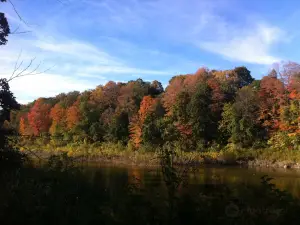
16 140 300 169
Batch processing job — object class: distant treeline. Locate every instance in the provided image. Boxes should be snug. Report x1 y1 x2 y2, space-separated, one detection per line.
6 63 300 151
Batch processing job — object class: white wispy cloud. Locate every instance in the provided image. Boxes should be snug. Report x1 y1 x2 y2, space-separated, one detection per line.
8 73 96 104
198 24 284 65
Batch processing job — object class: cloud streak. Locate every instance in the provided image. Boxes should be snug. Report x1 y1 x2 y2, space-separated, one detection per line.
8 73 96 104
198 23 284 65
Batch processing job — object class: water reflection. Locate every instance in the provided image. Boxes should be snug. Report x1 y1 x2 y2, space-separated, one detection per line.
81 164 300 198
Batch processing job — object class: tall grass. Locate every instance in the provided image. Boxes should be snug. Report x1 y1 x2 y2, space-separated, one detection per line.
13 136 300 167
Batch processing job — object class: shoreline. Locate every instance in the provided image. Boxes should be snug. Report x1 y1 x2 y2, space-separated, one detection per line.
25 150 300 170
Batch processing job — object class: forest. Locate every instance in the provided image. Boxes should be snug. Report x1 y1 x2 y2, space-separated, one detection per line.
4 64 299 162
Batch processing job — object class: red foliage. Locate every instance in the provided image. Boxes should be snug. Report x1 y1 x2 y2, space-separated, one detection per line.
207 78 225 112
258 76 285 132
175 122 193 137
27 98 51 136
163 68 209 114
163 75 186 114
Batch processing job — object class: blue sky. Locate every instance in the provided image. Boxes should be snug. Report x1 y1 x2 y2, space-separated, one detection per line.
1 0 300 103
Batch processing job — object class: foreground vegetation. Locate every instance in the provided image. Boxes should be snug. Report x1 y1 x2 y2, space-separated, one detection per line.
2 150 300 225
14 138 300 168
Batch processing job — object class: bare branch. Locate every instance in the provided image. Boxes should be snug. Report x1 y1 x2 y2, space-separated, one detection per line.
8 54 55 82
7 0 28 25
10 24 32 35
9 50 22 80
11 30 32 35
13 57 36 78
10 24 20 34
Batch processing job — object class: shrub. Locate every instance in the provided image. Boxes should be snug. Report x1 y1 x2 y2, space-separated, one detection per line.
268 132 300 151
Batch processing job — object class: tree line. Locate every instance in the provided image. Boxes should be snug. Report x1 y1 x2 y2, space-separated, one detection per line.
4 63 299 151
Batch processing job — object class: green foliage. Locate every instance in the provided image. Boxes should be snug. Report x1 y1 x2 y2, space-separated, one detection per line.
104 112 129 144
268 132 300 151
220 87 263 147
188 83 213 143
0 6 10 45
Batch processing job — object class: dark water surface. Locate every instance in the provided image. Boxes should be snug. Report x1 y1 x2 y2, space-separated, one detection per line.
81 164 300 198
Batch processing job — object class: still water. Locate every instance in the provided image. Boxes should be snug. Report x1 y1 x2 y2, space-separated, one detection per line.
81 164 300 198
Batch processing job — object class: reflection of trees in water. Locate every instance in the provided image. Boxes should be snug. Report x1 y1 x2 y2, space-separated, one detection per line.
128 168 143 188
273 178 300 198
82 166 300 199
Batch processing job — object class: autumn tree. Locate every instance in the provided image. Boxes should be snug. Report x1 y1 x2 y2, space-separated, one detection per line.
19 115 33 136
258 76 285 133
27 98 51 136
49 103 66 135
19 117 26 135
117 79 150 116
129 95 157 148
66 100 81 130
163 75 186 114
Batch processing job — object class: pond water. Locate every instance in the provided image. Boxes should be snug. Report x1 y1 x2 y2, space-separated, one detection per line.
81 164 300 198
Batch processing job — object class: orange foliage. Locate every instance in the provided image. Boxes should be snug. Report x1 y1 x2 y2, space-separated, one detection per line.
50 104 66 124
19 117 26 135
289 90 300 100
27 99 51 136
66 101 81 129
89 85 104 105
129 96 157 148
19 114 33 136
129 115 142 148
163 75 186 114
138 95 157 123
49 103 66 135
